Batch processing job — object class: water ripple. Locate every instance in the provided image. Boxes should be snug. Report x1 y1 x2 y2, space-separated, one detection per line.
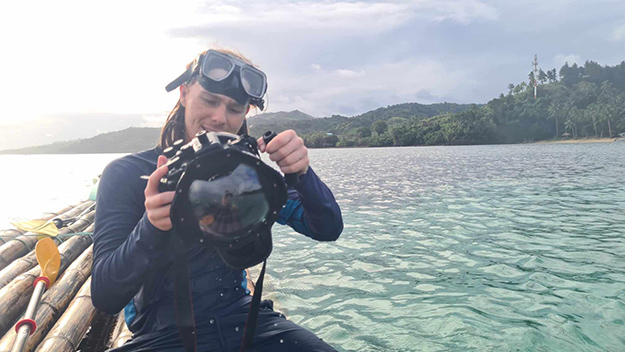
265 143 625 351
1 144 623 351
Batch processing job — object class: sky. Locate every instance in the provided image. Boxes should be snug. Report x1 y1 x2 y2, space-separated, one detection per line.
1 0 624 150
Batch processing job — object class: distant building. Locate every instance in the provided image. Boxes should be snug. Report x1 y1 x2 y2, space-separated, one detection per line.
326 133 333 136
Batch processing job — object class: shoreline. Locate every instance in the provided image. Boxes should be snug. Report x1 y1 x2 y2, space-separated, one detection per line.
1 137 623 155
532 137 620 144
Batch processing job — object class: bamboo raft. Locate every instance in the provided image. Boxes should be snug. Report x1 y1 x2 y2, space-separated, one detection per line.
0 200 258 352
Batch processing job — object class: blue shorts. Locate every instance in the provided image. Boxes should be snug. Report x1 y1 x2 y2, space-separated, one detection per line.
108 300 338 352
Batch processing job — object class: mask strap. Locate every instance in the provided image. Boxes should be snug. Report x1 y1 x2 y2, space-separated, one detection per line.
166 66 194 92
250 97 265 111
237 119 248 136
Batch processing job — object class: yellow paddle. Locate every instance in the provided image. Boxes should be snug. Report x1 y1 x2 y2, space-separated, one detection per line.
11 238 61 352
10 219 59 238
35 238 61 285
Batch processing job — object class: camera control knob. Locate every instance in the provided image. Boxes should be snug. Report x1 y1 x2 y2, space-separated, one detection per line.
163 146 177 159
197 131 209 145
180 144 194 158
172 139 184 152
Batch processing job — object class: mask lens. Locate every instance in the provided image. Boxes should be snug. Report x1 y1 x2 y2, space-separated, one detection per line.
203 53 234 81
188 164 269 239
240 67 266 98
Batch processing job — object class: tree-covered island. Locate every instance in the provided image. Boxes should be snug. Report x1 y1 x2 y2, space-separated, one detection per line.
2 60 624 154
287 60 625 148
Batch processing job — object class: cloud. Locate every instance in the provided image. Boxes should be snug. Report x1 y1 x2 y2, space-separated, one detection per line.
334 69 366 78
553 54 583 68
268 58 472 116
141 115 168 128
0 113 164 151
428 1 499 24
169 2 414 39
169 1 499 40
3 0 625 147
611 24 625 41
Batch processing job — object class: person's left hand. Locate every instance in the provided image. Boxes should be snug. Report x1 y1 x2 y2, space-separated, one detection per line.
257 129 309 176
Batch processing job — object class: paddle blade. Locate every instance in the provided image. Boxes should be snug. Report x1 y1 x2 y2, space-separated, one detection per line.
11 219 59 238
36 238 61 285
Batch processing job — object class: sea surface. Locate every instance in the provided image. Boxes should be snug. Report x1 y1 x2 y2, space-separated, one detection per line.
1 143 624 351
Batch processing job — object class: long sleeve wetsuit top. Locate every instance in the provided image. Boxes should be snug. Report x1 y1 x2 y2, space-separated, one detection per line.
91 147 343 337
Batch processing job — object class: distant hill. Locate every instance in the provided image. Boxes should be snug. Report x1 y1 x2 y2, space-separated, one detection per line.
0 127 160 154
353 102 472 123
3 60 623 153
318 60 625 148
248 109 315 122
0 103 474 154
247 103 472 137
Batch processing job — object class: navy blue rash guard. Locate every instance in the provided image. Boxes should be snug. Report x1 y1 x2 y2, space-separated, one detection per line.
91 147 343 345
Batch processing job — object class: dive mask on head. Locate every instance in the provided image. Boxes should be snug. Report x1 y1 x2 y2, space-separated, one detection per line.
165 50 268 110
159 130 286 269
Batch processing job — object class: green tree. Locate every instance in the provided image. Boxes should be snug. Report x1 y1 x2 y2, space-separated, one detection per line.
528 71 536 87
586 103 601 137
538 69 548 84
514 82 529 95
356 126 371 138
372 120 388 135
548 101 565 139
596 81 624 137
387 116 409 127
546 69 556 82
323 134 339 147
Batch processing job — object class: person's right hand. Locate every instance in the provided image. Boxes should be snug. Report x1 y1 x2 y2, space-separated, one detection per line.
144 155 175 231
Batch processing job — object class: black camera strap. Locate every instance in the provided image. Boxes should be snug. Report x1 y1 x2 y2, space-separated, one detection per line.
172 236 197 352
239 260 266 351
172 241 267 352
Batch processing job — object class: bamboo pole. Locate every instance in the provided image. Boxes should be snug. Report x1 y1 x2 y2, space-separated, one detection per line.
74 306 116 352
109 313 126 342
108 313 133 349
0 201 93 270
0 230 21 248
0 231 93 337
33 278 94 352
0 201 94 272
0 212 94 290
0 246 93 352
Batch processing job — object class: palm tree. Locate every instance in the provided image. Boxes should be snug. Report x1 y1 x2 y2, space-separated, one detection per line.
548 102 562 138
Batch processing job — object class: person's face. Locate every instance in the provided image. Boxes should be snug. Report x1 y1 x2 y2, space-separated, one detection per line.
179 82 249 142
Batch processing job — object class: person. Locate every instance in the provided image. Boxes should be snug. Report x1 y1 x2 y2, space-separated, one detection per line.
91 48 344 351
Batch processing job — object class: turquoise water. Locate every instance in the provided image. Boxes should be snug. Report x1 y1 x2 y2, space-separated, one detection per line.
1 143 624 351
265 143 625 351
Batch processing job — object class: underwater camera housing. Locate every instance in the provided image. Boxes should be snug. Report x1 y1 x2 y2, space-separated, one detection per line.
159 130 288 269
